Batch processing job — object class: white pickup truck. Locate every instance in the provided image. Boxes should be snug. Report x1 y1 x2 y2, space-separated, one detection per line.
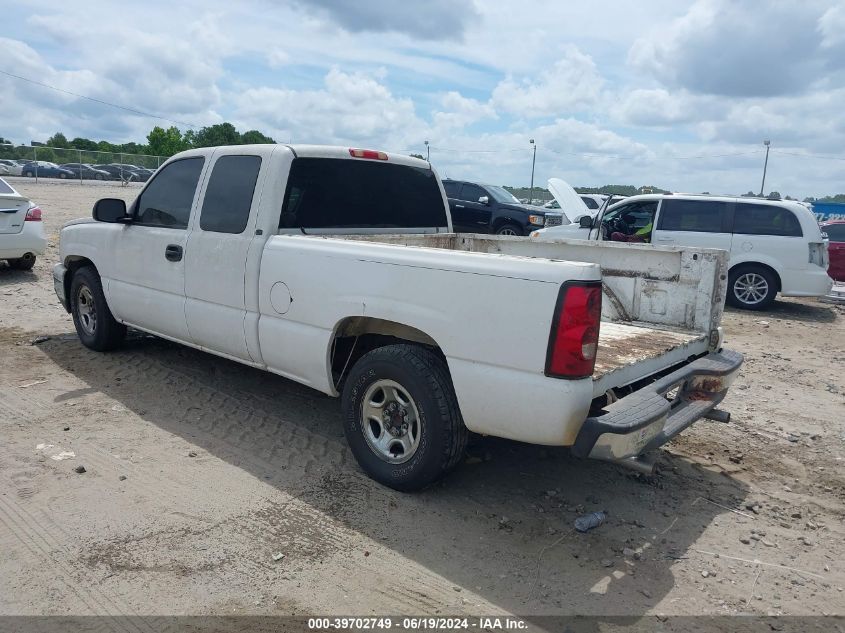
54 145 743 490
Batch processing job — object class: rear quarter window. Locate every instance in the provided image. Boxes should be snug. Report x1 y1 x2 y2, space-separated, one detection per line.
200 155 262 234
280 158 447 230
733 204 803 237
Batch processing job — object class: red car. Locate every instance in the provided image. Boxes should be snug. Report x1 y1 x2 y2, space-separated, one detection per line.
821 220 845 282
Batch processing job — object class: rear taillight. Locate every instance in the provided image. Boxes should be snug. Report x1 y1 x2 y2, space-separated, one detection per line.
349 148 388 160
545 282 602 379
25 206 42 221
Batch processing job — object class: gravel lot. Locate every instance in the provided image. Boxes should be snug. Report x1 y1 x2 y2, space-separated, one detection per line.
1 178 843 619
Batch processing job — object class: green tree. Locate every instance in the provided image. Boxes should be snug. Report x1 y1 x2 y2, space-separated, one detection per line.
766 191 782 200
70 137 98 151
147 126 188 157
240 129 275 144
191 122 241 148
47 132 69 148
741 191 757 197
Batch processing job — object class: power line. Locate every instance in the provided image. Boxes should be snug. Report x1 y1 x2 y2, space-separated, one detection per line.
771 149 845 162
0 68 198 128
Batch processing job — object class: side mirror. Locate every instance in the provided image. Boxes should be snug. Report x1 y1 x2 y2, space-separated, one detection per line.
93 198 130 223
478 196 489 205
579 215 593 228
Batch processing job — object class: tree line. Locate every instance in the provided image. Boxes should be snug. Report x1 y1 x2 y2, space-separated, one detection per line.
0 122 275 160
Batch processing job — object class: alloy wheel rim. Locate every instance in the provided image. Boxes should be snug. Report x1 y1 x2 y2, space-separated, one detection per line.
361 379 421 464
734 273 768 305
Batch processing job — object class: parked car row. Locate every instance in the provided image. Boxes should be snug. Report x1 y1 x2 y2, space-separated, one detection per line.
12 161 156 181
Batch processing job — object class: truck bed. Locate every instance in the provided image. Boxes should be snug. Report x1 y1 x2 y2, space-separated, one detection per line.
593 322 708 396
333 232 728 395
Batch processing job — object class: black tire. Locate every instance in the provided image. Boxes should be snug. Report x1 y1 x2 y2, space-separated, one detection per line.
727 265 778 310
24 171 33 178
495 223 522 236
341 344 468 491
96 174 104 181
70 266 126 351
8 255 36 271
59 173 67 179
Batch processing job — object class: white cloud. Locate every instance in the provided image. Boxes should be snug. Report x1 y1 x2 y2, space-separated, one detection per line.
234 68 424 146
431 92 497 130
491 46 604 118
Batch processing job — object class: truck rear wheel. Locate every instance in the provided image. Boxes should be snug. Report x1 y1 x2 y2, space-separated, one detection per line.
341 344 468 491
70 266 126 351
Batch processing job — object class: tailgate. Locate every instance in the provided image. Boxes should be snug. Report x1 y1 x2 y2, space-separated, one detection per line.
0 194 30 235
592 322 710 396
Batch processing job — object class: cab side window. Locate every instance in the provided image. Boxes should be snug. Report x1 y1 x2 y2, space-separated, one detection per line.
135 158 204 229
733 204 802 237
459 184 486 203
442 181 460 198
658 199 727 233
200 155 262 234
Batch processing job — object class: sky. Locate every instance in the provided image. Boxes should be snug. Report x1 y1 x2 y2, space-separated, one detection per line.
2 0 845 198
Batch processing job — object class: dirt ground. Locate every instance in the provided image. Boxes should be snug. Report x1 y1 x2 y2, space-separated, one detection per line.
0 178 843 621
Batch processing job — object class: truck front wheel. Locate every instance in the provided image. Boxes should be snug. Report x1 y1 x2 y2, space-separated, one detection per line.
70 266 127 351
341 344 468 491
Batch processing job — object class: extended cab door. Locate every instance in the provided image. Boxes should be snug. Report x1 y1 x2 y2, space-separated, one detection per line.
652 198 732 252
106 157 206 341
184 152 265 361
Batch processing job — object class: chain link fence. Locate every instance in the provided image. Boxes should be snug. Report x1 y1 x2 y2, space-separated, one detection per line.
0 143 167 185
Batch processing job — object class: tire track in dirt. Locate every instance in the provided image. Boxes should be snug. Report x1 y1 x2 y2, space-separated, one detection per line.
0 491 157 632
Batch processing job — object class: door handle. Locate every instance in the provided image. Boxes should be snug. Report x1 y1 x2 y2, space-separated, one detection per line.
165 244 183 262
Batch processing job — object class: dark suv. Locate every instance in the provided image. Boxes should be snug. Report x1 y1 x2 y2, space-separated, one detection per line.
442 179 548 235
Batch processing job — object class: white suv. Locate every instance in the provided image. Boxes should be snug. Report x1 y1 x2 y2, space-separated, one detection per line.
533 192 832 310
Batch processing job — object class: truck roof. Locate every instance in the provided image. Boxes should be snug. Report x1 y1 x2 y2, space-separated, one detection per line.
169 144 431 170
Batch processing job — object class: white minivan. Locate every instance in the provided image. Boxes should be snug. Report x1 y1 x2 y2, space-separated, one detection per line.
533 191 832 310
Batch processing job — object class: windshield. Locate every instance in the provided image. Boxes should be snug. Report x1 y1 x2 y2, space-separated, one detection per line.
487 185 521 204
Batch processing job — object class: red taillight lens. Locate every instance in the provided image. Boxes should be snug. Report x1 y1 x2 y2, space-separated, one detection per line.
25 206 42 221
349 148 388 160
545 282 602 379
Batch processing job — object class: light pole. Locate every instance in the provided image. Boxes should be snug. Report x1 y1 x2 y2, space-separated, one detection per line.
759 140 771 197
529 139 536 204
424 140 430 162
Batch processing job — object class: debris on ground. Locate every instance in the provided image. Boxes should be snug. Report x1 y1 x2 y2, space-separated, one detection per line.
19 379 47 388
272 552 285 561
30 336 51 345
574 511 606 533
74 465 86 474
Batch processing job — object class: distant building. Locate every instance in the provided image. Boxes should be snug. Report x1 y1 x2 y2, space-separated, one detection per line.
811 202 845 221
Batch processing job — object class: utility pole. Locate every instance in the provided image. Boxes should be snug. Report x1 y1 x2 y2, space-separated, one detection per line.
759 140 771 197
529 139 536 204
424 140 430 162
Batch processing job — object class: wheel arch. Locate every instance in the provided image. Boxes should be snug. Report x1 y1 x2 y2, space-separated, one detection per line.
492 215 524 233
62 256 97 313
328 316 447 391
